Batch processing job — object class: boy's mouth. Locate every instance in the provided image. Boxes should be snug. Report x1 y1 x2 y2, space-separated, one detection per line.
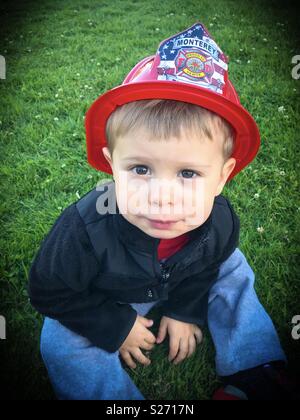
147 218 182 230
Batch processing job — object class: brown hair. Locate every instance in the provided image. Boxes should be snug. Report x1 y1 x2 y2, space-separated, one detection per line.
105 99 235 161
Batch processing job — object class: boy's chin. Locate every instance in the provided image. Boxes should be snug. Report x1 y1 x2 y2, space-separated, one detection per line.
146 230 181 239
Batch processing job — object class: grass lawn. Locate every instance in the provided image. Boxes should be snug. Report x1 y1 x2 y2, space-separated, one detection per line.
0 0 299 400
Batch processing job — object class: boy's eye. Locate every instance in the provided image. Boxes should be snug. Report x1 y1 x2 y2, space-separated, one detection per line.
131 165 149 176
181 170 200 179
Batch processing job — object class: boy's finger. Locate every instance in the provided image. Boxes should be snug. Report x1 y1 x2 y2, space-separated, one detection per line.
194 329 203 345
121 351 137 369
173 339 189 365
139 316 154 327
156 322 167 344
141 340 155 351
145 330 157 344
168 336 180 361
132 348 151 366
187 336 196 357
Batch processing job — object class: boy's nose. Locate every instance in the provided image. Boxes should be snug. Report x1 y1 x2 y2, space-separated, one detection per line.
147 181 186 215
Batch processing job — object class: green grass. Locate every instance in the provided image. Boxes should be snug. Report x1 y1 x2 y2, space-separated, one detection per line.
0 0 299 400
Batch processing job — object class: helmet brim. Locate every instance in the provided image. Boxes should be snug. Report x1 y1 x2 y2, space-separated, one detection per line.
85 80 260 182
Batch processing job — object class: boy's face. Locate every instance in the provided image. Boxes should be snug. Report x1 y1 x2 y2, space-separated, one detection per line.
102 125 236 239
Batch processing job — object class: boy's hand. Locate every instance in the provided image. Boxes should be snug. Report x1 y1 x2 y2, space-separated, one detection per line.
119 315 156 369
156 316 203 365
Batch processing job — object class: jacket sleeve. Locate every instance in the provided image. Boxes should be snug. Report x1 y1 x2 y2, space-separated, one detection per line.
161 196 240 326
28 204 138 353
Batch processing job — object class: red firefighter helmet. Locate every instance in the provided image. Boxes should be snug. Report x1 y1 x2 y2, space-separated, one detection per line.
85 23 260 182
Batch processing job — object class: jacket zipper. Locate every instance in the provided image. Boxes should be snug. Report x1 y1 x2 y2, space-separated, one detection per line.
150 261 169 299
159 262 170 283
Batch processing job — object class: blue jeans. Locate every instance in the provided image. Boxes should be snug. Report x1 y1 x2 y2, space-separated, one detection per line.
40 248 286 400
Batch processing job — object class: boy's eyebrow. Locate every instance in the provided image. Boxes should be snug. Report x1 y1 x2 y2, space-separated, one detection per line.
122 156 211 168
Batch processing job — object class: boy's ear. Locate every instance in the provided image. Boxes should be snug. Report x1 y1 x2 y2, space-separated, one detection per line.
215 158 236 196
102 147 113 168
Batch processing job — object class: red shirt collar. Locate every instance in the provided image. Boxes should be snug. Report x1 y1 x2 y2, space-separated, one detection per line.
158 232 190 261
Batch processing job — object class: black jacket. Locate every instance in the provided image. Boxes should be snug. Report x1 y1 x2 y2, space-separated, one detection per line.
28 180 240 353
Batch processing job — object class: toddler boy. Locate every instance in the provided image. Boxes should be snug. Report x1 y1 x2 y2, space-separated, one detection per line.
29 23 293 400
